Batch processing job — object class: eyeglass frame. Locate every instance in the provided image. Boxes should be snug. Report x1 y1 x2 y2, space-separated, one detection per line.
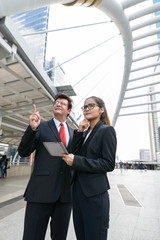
54 101 68 107
81 103 100 111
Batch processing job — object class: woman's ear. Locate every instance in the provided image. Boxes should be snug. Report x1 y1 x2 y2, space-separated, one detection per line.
100 107 104 114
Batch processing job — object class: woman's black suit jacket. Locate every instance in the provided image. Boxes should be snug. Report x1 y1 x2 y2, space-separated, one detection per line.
18 119 74 203
72 121 117 197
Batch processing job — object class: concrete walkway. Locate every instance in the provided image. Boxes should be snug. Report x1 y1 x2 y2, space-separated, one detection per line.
0 169 160 240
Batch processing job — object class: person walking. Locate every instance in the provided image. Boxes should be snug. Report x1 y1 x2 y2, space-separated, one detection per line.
119 160 123 173
61 96 117 240
3 155 9 178
0 155 5 178
18 93 74 240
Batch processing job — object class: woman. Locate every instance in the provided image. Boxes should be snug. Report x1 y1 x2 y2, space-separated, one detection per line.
61 96 117 240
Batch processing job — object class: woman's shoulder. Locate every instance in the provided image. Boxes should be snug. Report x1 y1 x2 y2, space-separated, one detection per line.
100 125 115 131
99 125 116 136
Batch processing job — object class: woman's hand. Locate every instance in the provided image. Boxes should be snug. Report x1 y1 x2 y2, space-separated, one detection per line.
78 119 89 132
60 153 74 166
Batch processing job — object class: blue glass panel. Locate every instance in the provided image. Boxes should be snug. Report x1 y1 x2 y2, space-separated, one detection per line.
11 6 49 65
153 0 160 49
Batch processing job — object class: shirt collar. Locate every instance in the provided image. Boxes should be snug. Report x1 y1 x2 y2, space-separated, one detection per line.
53 118 66 129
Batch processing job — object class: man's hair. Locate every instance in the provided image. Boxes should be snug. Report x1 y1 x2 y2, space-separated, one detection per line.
54 93 73 110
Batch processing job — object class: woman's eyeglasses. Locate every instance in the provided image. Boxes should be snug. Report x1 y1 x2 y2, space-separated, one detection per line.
81 103 99 111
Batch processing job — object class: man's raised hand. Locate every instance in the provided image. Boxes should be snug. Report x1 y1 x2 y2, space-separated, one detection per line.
29 104 41 131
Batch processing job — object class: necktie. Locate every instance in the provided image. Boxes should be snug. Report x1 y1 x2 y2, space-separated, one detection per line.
60 123 66 147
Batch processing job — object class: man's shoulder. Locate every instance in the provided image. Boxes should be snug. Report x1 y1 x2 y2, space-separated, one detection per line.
40 119 53 127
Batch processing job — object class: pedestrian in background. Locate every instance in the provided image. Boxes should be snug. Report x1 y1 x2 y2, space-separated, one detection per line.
3 155 9 178
119 160 123 173
0 155 8 178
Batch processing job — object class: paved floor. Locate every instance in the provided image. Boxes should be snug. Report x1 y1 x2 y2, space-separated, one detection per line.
0 169 160 240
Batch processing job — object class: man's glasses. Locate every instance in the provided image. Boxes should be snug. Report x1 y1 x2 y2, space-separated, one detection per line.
81 103 99 111
54 101 67 107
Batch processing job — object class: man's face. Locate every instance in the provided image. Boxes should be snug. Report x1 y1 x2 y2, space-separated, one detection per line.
53 98 71 118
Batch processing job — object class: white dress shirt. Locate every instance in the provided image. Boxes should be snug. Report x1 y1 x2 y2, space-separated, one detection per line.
53 118 70 147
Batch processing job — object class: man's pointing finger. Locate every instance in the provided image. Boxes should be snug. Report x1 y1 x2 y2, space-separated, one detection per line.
33 104 36 114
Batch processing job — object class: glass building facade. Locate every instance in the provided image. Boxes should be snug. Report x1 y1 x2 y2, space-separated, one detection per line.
11 7 49 66
153 0 160 49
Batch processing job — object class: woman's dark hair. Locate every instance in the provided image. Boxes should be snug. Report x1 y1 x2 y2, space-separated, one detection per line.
54 93 73 110
85 96 111 126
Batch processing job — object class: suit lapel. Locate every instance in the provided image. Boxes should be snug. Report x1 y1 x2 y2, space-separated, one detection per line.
48 119 61 142
81 121 103 154
66 123 73 149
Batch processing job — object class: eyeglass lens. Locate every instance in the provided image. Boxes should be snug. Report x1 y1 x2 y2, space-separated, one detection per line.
82 103 96 111
55 101 67 106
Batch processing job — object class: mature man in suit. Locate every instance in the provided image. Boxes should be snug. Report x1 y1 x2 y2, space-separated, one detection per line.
18 93 74 240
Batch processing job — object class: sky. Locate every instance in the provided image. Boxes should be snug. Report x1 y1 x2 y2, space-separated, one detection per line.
45 3 160 162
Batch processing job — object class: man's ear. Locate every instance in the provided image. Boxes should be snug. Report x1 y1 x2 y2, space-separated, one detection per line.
67 109 71 116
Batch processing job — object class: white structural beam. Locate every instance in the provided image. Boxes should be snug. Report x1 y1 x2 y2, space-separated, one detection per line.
126 81 160 91
124 91 160 100
133 51 160 62
128 2 160 21
122 101 160 108
131 15 160 31
121 0 147 9
131 62 160 72
97 1 133 126
119 109 160 117
133 28 160 41
129 71 160 82
133 39 160 51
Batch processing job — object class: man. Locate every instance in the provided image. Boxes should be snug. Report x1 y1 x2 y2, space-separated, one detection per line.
18 93 74 240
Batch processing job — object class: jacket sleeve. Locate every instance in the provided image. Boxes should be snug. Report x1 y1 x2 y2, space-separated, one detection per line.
72 126 117 173
71 129 85 155
18 125 39 157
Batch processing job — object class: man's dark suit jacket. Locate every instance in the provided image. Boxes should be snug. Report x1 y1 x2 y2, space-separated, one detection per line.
72 121 117 197
18 119 74 203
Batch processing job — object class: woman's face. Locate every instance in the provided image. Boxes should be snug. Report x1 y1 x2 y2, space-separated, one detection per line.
83 98 104 121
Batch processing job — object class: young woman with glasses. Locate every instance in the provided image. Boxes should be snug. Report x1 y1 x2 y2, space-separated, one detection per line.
61 96 117 240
